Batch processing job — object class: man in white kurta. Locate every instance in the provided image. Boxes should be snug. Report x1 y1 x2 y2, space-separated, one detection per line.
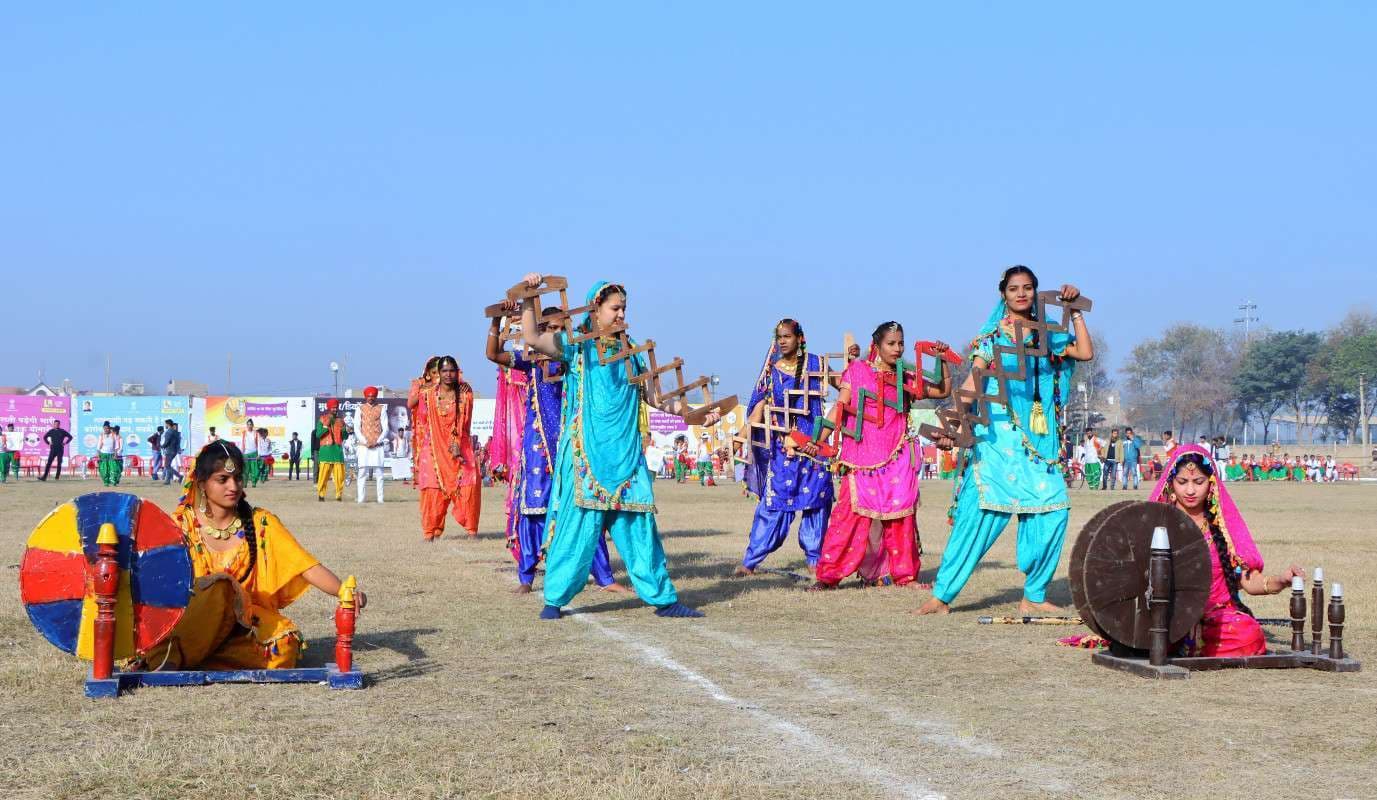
352 386 389 503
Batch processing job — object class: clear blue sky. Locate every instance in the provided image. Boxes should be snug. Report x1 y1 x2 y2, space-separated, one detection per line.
3 4 1373 400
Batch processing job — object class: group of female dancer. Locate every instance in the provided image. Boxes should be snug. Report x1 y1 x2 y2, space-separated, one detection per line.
133 264 1308 673
477 265 1098 619
731 266 1094 616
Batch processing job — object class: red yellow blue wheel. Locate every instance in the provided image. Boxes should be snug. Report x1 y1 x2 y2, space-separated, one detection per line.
19 493 192 660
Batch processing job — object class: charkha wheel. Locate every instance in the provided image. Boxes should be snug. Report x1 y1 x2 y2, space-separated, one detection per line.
1067 500 1137 641
1069 501 1212 650
19 493 193 660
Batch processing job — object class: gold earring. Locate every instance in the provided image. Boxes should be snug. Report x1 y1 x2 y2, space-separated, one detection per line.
198 495 207 514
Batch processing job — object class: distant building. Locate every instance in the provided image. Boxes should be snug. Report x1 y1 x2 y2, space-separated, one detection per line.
120 381 146 396
166 379 210 397
26 382 60 397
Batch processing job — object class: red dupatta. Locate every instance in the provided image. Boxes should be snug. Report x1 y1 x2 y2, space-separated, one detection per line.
421 382 476 494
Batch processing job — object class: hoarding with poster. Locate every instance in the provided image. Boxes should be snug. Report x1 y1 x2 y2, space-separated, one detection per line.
72 396 190 457
312 396 498 457
0 395 72 457
200 397 314 458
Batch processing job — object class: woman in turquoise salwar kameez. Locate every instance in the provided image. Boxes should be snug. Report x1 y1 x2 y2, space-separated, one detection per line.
918 266 1095 616
515 274 718 620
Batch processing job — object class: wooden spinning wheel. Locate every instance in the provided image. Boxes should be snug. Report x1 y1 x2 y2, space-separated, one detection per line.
1068 501 1211 649
1067 500 1361 678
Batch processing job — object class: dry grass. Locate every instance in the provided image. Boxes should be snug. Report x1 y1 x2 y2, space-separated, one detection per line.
2 476 1375 799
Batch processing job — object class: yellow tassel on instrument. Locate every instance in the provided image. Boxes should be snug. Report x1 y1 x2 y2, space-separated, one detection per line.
1028 400 1049 435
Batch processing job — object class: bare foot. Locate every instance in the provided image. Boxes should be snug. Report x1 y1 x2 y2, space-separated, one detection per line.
805 581 835 592
913 597 950 615
904 581 934 590
600 583 632 594
511 584 533 595
1019 599 1064 615
732 565 754 577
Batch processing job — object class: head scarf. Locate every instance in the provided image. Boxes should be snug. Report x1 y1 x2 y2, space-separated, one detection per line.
326 398 339 411
1148 443 1263 573
579 281 625 333
363 386 378 399
563 280 646 499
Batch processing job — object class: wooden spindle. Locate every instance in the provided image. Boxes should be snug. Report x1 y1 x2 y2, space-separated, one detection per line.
1311 567 1325 656
1148 526 1172 667
1328 583 1345 661
1289 575 1306 652
334 575 357 673
90 523 120 681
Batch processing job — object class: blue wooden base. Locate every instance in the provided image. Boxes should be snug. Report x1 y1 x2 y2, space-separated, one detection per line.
85 662 364 698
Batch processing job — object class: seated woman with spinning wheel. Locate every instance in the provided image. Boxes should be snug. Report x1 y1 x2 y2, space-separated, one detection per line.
1150 444 1302 657
139 442 366 669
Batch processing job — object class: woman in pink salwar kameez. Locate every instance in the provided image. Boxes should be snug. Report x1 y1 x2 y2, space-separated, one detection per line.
1150 444 1305 656
812 322 951 589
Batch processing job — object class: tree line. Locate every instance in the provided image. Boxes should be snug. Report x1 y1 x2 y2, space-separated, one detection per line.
1118 310 1377 444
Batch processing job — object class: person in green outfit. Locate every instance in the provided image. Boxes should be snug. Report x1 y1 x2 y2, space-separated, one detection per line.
315 399 349 501
0 423 16 483
97 422 120 486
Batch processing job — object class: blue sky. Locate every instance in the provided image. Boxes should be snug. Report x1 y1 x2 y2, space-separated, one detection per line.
3 3 1373 400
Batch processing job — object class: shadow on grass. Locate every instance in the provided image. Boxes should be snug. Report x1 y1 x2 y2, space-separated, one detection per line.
660 528 733 540
565 550 808 614
947 577 1073 613
303 626 440 664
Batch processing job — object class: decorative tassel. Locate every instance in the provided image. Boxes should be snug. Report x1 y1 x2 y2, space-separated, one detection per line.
1028 400 1049 435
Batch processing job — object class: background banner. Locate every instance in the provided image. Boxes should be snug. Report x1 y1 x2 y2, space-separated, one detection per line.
0 395 72 457
201 397 314 458
72 396 190 457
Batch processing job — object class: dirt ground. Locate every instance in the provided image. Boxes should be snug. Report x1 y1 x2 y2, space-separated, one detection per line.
2 475 1374 800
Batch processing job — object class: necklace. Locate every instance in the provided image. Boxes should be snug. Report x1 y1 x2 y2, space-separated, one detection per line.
868 357 893 373
775 356 798 372
200 513 243 541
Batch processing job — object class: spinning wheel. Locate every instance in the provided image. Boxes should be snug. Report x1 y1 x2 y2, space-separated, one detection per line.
19 493 365 698
1066 500 1361 678
1068 501 1210 649
20 493 192 661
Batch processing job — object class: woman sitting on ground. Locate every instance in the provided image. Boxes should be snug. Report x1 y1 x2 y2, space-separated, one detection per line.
1150 444 1303 656
140 442 366 669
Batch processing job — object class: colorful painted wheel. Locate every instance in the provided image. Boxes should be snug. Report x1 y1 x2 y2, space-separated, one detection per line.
19 493 192 660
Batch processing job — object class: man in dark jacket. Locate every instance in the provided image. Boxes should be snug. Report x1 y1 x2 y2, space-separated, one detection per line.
40 419 73 481
161 420 183 486
288 432 304 480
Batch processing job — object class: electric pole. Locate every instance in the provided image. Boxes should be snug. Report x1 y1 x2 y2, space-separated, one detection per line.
1361 373 1369 456
1234 300 1259 343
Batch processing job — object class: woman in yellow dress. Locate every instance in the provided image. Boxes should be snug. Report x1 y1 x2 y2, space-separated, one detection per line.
141 441 366 670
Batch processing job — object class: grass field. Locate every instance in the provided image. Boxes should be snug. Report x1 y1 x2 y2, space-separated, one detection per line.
2 475 1375 799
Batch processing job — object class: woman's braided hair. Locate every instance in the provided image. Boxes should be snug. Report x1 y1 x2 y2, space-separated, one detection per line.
1164 453 1253 617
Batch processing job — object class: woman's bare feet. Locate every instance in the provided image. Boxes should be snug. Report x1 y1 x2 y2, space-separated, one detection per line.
1019 599 1064 615
511 584 533 595
601 583 632 594
913 597 950 615
732 565 755 577
805 581 835 592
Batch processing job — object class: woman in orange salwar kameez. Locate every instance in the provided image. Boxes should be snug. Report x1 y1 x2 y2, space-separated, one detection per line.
413 355 480 540
138 442 366 670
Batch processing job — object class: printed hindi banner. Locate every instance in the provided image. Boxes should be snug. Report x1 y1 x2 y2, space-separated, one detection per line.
0 395 72 457
72 396 190 457
201 397 315 458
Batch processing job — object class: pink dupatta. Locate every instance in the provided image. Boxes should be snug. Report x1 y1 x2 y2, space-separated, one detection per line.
1147 443 1263 572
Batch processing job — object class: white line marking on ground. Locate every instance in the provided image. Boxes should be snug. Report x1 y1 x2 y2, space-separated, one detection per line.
572 612 947 800
693 628 1000 756
690 627 1071 792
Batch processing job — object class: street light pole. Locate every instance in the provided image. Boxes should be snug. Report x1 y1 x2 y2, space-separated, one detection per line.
1361 373 1369 456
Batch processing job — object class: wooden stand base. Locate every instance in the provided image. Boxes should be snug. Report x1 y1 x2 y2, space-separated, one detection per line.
1092 648 1361 680
85 662 364 698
